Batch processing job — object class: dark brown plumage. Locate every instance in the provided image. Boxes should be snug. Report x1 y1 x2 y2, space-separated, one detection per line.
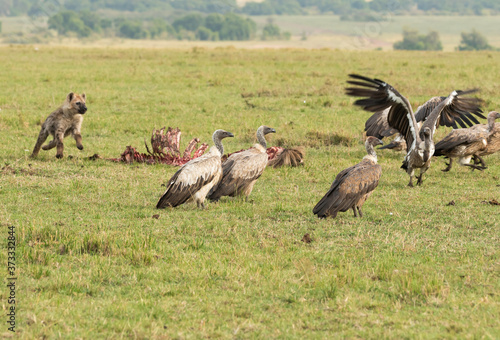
313 137 383 219
346 74 484 186
435 111 500 171
156 129 233 209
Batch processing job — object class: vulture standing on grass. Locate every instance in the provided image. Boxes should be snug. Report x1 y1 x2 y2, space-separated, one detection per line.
313 136 383 219
156 129 234 209
434 111 500 171
345 74 484 186
208 125 276 201
475 111 500 167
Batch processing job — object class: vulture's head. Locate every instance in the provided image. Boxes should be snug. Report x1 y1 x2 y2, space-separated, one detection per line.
213 129 234 141
421 127 432 140
489 111 500 120
366 136 383 147
259 125 276 135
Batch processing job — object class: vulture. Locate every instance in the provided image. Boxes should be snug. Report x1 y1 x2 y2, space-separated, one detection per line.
156 129 234 209
208 125 276 201
345 74 484 187
475 111 500 167
366 95 485 151
434 111 500 171
313 136 383 219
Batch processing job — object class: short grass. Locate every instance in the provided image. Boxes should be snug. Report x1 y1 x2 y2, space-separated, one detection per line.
0 46 499 339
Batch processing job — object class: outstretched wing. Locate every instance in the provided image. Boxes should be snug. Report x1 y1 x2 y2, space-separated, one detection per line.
415 94 485 130
208 148 268 201
313 160 381 218
365 108 399 139
346 74 419 153
422 89 486 134
156 152 220 208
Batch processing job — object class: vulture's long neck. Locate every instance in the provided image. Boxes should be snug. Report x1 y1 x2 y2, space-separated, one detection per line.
423 135 432 162
213 135 224 156
487 114 498 132
365 142 378 163
257 128 267 149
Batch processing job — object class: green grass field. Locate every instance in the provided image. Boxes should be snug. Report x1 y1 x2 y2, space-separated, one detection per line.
0 46 499 338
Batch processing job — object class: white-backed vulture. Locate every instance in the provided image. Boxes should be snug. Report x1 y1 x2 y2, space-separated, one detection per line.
475 111 500 167
156 129 234 209
313 136 383 219
365 96 484 143
435 111 500 171
346 74 484 186
208 125 276 201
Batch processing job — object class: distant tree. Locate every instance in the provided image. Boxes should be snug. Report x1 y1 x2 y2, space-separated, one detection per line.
118 21 148 39
218 13 256 40
149 18 174 39
205 13 224 32
262 23 281 40
393 28 443 51
458 29 493 51
173 14 204 32
48 10 93 37
196 27 216 41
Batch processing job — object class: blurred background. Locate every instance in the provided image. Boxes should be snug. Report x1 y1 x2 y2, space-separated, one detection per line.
0 0 499 51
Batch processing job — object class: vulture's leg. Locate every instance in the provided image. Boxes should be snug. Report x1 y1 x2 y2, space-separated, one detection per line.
463 163 485 171
352 207 358 218
416 174 424 186
442 158 453 172
475 155 487 169
408 176 414 187
357 207 363 218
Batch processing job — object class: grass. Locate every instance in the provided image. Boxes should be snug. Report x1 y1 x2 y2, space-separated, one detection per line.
0 46 499 338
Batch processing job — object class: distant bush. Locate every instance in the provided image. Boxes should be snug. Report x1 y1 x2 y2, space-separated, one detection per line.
48 11 93 38
393 28 443 51
172 13 256 41
458 30 493 51
148 19 175 39
118 21 148 39
261 20 291 41
173 14 204 32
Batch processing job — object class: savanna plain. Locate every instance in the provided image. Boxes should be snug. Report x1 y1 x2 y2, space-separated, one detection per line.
0 46 499 339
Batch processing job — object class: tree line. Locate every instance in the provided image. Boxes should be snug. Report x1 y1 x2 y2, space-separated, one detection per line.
2 0 500 17
47 11 290 41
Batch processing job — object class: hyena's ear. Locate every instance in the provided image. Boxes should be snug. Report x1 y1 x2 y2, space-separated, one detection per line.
81 93 86 101
67 92 74 102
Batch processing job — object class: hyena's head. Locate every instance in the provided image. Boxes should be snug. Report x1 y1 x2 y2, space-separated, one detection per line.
66 92 87 115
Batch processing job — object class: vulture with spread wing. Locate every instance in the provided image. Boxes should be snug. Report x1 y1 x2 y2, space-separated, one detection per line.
346 74 484 186
208 125 276 201
313 136 383 219
434 111 500 171
156 129 234 209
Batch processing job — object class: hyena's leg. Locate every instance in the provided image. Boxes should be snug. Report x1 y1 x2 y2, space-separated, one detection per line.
55 130 65 159
73 130 84 150
31 129 49 157
42 139 57 150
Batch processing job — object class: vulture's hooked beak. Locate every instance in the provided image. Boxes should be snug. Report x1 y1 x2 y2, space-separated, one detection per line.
269 128 276 134
376 139 384 146
227 132 234 138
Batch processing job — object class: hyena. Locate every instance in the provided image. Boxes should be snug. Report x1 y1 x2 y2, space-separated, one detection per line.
31 92 87 159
